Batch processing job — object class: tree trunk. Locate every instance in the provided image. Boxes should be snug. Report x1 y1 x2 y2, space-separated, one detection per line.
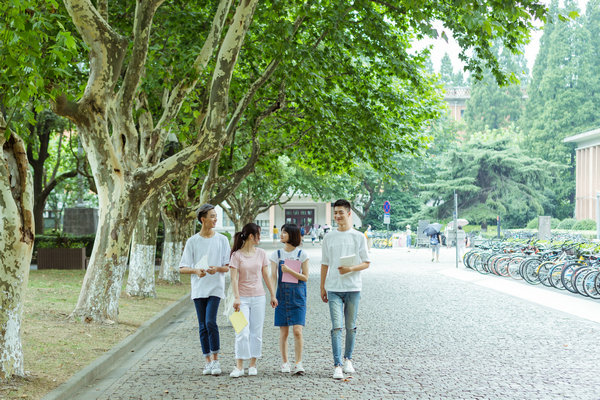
126 192 160 297
0 131 35 381
71 173 143 322
158 210 195 284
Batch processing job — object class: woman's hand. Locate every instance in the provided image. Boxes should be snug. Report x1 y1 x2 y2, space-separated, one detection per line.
206 266 217 275
281 264 291 274
233 298 241 312
270 297 278 308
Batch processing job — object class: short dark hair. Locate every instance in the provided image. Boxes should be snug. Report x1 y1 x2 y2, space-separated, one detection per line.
333 199 351 212
197 204 215 223
281 223 301 247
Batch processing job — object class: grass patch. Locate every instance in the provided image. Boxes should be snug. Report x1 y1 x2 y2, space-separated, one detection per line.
1 270 190 400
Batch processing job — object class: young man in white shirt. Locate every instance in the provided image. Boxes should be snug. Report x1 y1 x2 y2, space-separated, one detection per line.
320 199 370 380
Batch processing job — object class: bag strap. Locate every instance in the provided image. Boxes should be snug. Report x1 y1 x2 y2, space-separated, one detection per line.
278 249 281 260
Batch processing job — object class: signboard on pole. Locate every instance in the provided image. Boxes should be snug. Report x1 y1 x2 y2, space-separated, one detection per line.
383 201 391 213
383 214 390 224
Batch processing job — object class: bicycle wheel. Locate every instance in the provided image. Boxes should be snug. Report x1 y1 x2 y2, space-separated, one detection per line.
583 270 600 299
561 262 584 294
521 258 542 285
507 256 525 280
472 254 489 274
536 261 556 287
573 267 591 296
548 264 565 290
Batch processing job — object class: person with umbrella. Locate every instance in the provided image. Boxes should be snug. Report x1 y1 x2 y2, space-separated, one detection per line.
423 223 442 263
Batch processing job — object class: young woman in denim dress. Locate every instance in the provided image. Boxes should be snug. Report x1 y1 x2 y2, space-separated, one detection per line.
270 224 309 375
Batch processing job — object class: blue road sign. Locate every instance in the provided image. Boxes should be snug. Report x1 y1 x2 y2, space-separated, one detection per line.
383 201 391 214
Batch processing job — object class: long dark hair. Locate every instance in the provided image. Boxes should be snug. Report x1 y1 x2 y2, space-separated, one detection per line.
231 223 261 255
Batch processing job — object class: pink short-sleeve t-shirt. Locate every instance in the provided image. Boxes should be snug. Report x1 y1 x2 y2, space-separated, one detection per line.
229 248 268 297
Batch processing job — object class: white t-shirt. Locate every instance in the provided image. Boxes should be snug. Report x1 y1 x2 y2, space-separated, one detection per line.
179 232 231 299
269 248 309 265
321 228 370 292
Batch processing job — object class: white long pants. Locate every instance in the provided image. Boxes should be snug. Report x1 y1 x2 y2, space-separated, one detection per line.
235 295 266 360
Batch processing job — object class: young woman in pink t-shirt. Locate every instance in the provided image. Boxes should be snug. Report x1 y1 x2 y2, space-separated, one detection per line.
229 223 277 378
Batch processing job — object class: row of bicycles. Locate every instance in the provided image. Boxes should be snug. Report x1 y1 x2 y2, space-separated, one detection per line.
463 238 600 299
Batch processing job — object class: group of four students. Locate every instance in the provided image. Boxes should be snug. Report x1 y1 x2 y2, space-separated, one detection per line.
179 199 370 379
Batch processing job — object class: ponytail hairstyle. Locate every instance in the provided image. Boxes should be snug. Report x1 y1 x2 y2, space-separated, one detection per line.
231 223 261 255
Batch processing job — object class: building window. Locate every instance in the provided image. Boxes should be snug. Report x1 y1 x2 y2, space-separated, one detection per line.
256 219 270 228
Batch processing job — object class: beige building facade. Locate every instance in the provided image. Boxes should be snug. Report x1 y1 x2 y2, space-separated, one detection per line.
564 129 600 220
217 196 363 237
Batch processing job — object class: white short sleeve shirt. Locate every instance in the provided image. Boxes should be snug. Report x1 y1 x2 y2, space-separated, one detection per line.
321 228 370 292
179 232 231 299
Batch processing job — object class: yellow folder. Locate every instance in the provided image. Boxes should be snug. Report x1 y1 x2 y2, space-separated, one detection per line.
229 311 248 334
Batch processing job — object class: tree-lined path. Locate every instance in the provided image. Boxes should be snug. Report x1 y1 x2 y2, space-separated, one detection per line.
73 245 600 399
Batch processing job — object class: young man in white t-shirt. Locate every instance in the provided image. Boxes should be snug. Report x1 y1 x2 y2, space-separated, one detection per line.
179 204 231 376
320 199 370 380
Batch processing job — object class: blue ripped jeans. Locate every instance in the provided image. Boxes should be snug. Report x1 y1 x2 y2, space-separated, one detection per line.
327 291 361 367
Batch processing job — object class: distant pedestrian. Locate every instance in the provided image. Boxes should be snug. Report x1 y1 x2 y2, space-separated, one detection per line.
270 224 309 375
273 225 279 241
364 225 373 252
179 204 230 376
300 226 305 237
405 224 412 251
310 225 318 245
430 231 441 262
320 199 370 380
228 223 278 378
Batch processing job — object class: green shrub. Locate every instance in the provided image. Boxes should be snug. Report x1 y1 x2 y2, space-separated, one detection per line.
34 233 95 256
572 219 597 230
557 218 577 230
526 217 538 229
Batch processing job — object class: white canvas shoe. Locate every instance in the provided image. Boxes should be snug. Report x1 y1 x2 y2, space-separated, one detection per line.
333 366 344 379
202 361 213 375
343 359 355 374
211 360 221 375
281 362 291 373
293 362 305 375
229 367 244 378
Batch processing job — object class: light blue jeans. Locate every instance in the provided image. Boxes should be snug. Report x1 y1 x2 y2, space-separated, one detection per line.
328 291 361 367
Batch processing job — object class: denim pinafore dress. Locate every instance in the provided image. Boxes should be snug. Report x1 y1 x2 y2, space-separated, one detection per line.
274 249 307 327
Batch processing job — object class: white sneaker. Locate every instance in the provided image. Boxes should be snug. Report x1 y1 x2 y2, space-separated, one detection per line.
281 362 291 373
229 367 244 378
333 366 344 379
343 359 355 374
248 366 257 376
211 360 221 375
203 361 213 375
293 362 305 375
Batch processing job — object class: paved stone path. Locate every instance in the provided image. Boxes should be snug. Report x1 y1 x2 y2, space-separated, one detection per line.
76 244 600 399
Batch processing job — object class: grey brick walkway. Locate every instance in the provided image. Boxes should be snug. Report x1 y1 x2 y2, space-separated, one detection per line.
77 245 600 399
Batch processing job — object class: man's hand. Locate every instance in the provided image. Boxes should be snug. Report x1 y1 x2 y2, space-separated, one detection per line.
338 265 353 275
321 287 328 303
206 266 217 275
195 269 206 278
